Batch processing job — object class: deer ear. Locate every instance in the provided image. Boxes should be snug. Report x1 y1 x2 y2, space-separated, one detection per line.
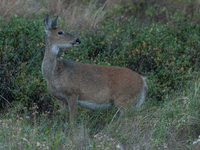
44 14 52 33
51 15 58 28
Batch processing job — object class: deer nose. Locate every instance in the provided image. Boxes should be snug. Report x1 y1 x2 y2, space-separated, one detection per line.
76 38 81 44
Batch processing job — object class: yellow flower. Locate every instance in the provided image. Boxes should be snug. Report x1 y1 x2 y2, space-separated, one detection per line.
100 41 104 45
178 67 184 73
23 62 27 66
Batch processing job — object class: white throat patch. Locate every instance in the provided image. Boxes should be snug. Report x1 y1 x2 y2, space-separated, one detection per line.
51 44 59 55
51 44 73 55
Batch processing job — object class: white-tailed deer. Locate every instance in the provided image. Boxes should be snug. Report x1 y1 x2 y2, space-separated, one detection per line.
42 14 147 125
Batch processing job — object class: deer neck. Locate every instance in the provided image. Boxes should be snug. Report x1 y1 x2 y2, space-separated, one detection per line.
42 38 59 81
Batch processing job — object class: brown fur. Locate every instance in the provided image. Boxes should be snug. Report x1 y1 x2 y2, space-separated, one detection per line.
42 14 147 126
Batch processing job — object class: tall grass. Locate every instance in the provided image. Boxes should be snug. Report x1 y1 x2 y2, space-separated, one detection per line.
1 0 200 29
0 0 108 31
0 0 200 149
0 73 199 149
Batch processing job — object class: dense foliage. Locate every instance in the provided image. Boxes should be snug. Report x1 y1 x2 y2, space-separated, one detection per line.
0 15 51 112
0 13 199 111
66 15 200 102
0 5 200 148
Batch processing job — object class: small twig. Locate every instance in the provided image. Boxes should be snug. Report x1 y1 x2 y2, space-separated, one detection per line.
109 107 121 126
22 48 42 73
92 0 108 27
0 95 12 107
3 1 18 17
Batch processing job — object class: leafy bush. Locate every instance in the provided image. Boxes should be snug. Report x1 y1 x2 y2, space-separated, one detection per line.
0 15 52 112
65 15 199 101
0 12 199 150
0 13 199 113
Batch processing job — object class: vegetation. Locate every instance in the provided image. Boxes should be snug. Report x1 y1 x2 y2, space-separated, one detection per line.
0 0 200 149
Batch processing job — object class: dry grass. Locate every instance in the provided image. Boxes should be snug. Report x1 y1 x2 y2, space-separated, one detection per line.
1 0 200 32
0 1 200 149
0 0 109 31
0 76 199 149
0 0 31 23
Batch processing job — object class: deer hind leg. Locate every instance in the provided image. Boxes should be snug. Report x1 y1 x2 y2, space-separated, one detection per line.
113 99 130 117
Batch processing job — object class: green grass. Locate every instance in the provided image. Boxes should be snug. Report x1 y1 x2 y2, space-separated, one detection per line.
0 72 199 150
0 15 199 150
0 1 200 149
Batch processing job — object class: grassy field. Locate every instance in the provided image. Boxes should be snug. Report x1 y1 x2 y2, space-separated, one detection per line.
0 73 199 149
0 0 200 149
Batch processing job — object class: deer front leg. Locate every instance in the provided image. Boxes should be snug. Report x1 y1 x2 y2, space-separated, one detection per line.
67 95 78 129
58 99 69 122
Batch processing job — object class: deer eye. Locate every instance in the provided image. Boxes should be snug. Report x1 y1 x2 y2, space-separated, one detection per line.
58 31 63 35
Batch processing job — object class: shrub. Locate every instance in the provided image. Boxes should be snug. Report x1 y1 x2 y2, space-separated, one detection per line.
64 15 199 102
0 13 199 113
0 15 52 113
